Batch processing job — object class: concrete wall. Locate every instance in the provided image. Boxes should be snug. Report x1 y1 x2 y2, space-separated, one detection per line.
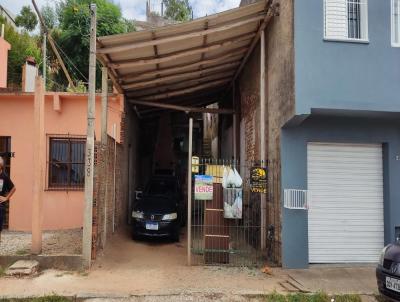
0 93 124 231
294 0 400 115
281 115 400 268
0 37 10 88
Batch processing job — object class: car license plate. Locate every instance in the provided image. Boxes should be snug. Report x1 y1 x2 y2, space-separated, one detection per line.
145 222 159 230
386 277 400 293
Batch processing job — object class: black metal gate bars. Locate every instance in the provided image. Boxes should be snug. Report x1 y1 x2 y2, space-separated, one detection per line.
189 158 278 267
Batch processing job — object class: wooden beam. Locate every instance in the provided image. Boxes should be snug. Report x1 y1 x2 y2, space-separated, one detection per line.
110 33 254 69
230 1 278 86
129 99 234 115
121 51 245 83
127 71 235 98
97 55 124 94
135 79 230 101
123 62 238 90
98 14 265 54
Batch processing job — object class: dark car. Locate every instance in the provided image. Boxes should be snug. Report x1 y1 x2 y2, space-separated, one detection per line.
376 242 400 301
132 175 182 241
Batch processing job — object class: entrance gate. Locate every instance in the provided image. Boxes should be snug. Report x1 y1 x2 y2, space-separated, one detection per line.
188 157 275 267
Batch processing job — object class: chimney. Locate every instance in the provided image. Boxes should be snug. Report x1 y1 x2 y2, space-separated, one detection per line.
0 24 11 89
22 57 38 92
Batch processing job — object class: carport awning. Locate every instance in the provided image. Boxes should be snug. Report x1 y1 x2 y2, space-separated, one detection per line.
97 0 277 115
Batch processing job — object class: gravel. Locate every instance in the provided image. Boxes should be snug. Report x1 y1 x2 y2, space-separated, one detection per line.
0 229 82 256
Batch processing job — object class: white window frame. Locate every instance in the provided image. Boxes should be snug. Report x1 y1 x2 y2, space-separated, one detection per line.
392 0 400 47
324 0 369 43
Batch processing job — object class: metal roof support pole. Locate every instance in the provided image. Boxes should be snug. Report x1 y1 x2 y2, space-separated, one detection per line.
232 84 237 161
101 66 109 249
260 29 267 251
82 3 97 269
187 117 193 266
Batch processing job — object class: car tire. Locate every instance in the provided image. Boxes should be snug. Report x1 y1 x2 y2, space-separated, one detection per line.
132 230 140 241
171 230 180 242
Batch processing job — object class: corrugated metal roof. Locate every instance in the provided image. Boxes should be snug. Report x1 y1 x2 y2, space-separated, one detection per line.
97 0 277 114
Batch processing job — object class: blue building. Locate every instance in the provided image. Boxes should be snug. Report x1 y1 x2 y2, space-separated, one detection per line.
281 0 400 268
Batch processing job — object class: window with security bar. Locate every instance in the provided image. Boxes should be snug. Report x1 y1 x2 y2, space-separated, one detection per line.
48 136 86 190
324 0 368 41
393 0 400 46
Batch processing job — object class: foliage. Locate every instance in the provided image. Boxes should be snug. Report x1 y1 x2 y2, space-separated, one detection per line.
52 0 129 88
0 295 71 302
0 16 42 88
125 19 137 33
264 292 361 302
163 0 192 22
15 6 38 32
41 5 58 30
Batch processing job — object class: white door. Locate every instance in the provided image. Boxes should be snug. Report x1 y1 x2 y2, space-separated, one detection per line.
307 143 384 263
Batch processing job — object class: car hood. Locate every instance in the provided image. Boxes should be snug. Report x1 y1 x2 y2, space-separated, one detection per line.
385 243 400 262
134 196 177 214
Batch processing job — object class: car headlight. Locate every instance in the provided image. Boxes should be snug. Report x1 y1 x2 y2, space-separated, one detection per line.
162 213 177 221
132 211 144 219
379 245 390 266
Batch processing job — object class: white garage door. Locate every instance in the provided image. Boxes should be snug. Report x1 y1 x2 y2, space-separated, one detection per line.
307 143 384 263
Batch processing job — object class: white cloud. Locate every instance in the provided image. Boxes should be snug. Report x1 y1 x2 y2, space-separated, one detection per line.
1 0 240 22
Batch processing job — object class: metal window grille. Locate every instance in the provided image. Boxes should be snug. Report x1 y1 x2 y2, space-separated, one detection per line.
148 0 164 16
393 0 400 46
324 0 368 41
47 135 86 190
283 189 312 210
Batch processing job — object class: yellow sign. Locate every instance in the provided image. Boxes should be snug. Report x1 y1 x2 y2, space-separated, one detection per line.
192 156 199 173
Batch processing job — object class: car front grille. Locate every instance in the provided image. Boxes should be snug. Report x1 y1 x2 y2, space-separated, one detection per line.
144 214 163 221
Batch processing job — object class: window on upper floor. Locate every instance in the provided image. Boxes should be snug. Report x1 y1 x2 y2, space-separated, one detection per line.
324 0 368 42
392 0 400 46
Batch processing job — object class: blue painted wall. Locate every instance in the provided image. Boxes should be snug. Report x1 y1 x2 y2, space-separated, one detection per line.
294 0 400 115
281 115 400 268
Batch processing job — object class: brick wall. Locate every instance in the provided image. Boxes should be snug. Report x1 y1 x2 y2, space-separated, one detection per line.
93 135 126 257
237 0 295 265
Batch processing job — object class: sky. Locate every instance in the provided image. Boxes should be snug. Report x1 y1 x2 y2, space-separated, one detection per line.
1 0 241 22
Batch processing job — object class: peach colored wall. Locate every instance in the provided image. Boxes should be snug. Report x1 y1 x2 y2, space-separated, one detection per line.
0 93 124 231
0 37 11 88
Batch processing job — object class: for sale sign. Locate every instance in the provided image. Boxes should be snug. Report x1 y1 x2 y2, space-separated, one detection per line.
194 175 213 200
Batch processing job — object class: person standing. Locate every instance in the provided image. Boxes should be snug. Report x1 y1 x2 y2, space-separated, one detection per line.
0 156 16 243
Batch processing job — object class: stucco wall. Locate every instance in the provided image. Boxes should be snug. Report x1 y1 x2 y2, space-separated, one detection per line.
294 0 400 114
281 115 400 268
0 93 124 231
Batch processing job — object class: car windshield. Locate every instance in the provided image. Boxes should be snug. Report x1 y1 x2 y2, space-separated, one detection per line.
146 179 176 196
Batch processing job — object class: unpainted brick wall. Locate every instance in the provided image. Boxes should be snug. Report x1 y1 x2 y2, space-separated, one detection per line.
93 135 126 256
237 0 295 265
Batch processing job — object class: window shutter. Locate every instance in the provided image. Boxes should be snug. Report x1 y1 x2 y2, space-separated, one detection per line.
325 0 348 39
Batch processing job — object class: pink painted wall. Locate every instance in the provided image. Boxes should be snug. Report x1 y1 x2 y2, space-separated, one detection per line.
0 93 124 231
0 37 11 88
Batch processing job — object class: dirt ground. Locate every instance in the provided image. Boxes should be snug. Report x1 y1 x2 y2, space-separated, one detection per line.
0 228 380 299
0 229 82 255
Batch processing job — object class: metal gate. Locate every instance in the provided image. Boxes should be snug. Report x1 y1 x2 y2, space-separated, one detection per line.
0 137 11 229
188 158 277 267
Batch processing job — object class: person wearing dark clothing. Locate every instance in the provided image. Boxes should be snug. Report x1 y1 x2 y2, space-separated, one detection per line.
0 156 16 243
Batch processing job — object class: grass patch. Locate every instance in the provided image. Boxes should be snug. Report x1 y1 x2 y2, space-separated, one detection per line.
0 295 71 302
265 293 361 302
15 249 29 256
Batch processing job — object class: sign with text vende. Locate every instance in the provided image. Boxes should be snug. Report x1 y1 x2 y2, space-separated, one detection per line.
194 175 213 200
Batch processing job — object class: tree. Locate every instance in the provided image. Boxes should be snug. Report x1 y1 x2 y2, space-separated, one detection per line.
15 6 38 32
41 5 58 30
163 0 192 22
52 0 128 88
0 16 42 88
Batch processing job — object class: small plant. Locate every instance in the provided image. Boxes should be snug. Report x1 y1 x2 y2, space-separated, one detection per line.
264 293 362 302
0 266 5 277
15 249 29 255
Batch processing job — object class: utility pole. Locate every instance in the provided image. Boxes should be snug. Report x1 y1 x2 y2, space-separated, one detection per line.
82 3 97 268
42 34 47 89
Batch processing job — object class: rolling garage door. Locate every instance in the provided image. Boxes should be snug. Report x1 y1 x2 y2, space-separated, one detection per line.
307 143 384 263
